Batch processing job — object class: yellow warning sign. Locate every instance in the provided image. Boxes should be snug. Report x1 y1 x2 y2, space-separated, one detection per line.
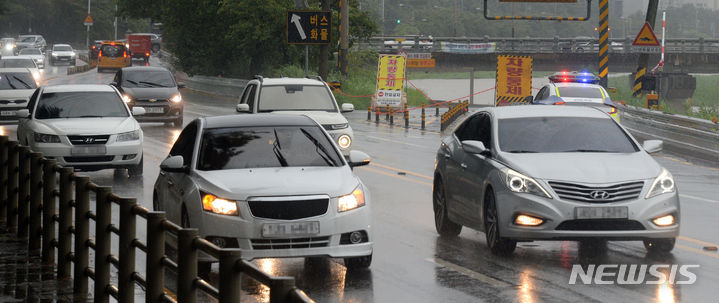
375 54 406 106
495 55 533 106
632 22 659 46
83 14 94 25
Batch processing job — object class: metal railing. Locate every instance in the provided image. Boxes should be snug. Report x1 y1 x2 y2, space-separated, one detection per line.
440 100 470 131
0 135 314 303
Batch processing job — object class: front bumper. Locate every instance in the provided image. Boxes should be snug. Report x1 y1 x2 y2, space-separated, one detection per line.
30 137 143 170
496 188 680 241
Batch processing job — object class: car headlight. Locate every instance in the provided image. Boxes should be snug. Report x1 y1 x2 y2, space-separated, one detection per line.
338 186 365 212
51 53 58 57
31 72 40 80
201 193 238 216
646 168 675 199
34 133 60 143
337 134 352 149
122 94 132 103
171 94 182 103
70 52 76 57
501 168 552 198
117 130 140 142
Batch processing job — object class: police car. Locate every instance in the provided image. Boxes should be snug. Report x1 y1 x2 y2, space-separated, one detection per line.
533 71 620 122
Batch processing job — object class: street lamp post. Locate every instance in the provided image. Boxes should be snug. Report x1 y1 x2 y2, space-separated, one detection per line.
86 0 91 48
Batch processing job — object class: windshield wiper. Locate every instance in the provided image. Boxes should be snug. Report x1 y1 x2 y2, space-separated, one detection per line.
139 81 168 87
300 128 337 167
272 129 289 167
125 79 140 86
561 149 613 153
506 150 539 153
75 115 105 118
11 76 31 89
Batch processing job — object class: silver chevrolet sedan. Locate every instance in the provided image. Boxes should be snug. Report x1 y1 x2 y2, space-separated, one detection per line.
433 105 679 255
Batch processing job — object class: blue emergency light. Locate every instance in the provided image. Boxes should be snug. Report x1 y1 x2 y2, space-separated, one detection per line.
548 71 600 84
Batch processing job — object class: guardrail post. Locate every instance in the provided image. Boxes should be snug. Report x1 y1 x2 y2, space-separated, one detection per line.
42 159 57 264
94 186 112 303
6 141 19 233
389 109 394 125
145 211 166 303
421 105 426 130
367 106 371 121
385 104 390 120
29 152 43 254
435 103 439 117
219 249 243 303
118 198 137 303
57 167 73 279
269 277 296 303
404 103 409 128
0 136 7 225
73 176 90 296
177 228 199 303
17 146 30 239
375 108 379 124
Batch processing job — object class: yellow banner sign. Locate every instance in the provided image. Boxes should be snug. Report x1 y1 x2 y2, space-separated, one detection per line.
407 58 435 68
495 55 533 106
375 54 406 106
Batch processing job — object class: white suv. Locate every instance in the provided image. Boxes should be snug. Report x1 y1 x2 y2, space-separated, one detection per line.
236 76 355 156
16 84 146 176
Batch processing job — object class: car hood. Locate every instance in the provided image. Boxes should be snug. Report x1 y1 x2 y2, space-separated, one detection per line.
498 152 661 183
0 89 35 99
52 51 74 55
271 111 348 125
122 87 178 100
18 55 43 60
32 117 138 135
194 166 358 200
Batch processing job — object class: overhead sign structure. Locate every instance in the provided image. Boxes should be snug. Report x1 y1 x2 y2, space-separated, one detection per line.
83 14 94 26
632 22 660 53
286 10 331 45
375 54 407 107
495 55 533 106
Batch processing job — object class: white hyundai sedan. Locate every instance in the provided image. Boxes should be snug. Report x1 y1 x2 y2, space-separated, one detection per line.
16 84 145 176
153 114 373 274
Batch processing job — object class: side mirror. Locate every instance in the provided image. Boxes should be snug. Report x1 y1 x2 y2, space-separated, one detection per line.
341 103 355 113
16 109 29 118
110 81 118 86
236 103 250 113
348 150 371 168
132 107 146 116
177 82 186 89
524 95 534 103
461 140 489 155
643 140 663 153
160 156 188 173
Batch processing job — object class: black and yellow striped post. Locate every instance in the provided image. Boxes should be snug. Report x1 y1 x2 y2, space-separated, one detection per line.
597 0 609 88
633 67 646 97
633 0 660 96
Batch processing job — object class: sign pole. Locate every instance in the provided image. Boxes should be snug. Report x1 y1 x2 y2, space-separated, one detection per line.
633 0 659 96
305 45 309 77
597 0 609 88
86 0 91 48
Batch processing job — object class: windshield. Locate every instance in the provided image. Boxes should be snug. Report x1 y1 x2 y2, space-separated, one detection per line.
53 45 72 52
19 48 41 55
122 71 175 88
197 126 343 170
258 85 337 112
35 92 129 119
19 37 36 42
0 59 36 68
0 73 37 90
556 86 604 99
100 45 126 58
498 117 638 153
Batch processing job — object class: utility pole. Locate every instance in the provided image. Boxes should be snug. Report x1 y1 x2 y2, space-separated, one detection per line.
319 0 330 81
632 0 659 96
338 0 350 77
114 2 118 40
86 0 91 48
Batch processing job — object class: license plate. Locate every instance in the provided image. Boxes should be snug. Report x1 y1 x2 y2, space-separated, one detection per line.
575 206 628 219
71 145 107 155
145 107 164 114
1 110 15 116
262 222 319 238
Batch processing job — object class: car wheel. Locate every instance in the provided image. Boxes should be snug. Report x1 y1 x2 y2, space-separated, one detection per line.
576 47 584 53
152 44 160 53
433 178 461 237
172 116 183 128
644 238 676 253
484 189 516 256
344 253 372 270
128 156 143 177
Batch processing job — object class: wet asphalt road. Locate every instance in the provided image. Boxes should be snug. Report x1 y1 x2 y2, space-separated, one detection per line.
2 58 719 302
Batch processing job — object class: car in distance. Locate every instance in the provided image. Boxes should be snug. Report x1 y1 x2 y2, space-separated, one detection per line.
15 84 146 176
97 41 131 72
15 35 46 51
0 57 42 84
17 48 45 69
153 114 373 274
112 66 185 127
0 68 38 123
49 44 77 66
433 105 679 255
90 40 104 60
236 76 355 156
132 33 162 52
533 71 620 122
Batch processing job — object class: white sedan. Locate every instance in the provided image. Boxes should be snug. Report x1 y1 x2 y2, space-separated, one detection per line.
16 84 145 176
154 114 373 274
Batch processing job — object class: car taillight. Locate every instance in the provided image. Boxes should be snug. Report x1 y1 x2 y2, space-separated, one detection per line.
98 51 102 57
145 52 150 57
123 51 127 58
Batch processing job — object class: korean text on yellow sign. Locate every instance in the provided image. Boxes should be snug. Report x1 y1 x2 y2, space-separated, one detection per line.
495 55 533 106
375 54 406 106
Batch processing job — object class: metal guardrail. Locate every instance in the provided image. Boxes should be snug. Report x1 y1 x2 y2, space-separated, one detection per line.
0 136 314 303
67 53 96 75
440 100 470 131
158 50 247 98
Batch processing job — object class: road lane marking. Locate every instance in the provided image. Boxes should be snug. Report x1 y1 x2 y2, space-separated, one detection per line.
358 166 432 186
426 257 511 287
679 194 719 204
679 236 719 249
624 126 719 156
659 155 719 172
676 244 719 260
370 162 433 180
365 135 434 149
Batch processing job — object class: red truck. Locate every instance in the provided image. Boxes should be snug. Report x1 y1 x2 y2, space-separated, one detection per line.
126 34 152 63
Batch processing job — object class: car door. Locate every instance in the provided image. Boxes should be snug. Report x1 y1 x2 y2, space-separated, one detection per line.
535 86 548 102
160 121 198 224
459 112 496 229
444 115 480 225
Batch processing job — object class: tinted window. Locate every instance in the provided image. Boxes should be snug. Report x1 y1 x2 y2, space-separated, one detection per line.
557 87 604 99
258 85 336 112
0 72 37 90
122 71 175 88
19 37 36 42
53 45 72 51
19 48 42 55
35 92 129 119
197 126 342 170
169 122 198 166
498 117 638 153
101 45 126 57
0 59 36 68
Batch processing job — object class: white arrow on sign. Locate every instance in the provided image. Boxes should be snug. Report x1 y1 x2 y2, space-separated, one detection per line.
291 14 306 40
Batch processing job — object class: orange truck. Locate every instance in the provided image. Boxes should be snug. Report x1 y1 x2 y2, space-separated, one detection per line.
126 34 152 63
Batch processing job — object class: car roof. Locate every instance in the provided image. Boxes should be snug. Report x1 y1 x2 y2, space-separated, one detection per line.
53 44 71 47
41 85 117 93
0 68 32 73
202 114 319 129
486 105 610 119
18 35 41 38
121 66 170 72
260 77 326 86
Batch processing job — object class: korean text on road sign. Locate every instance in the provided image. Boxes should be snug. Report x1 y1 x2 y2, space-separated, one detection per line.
375 54 407 107
495 55 533 106
287 10 332 45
